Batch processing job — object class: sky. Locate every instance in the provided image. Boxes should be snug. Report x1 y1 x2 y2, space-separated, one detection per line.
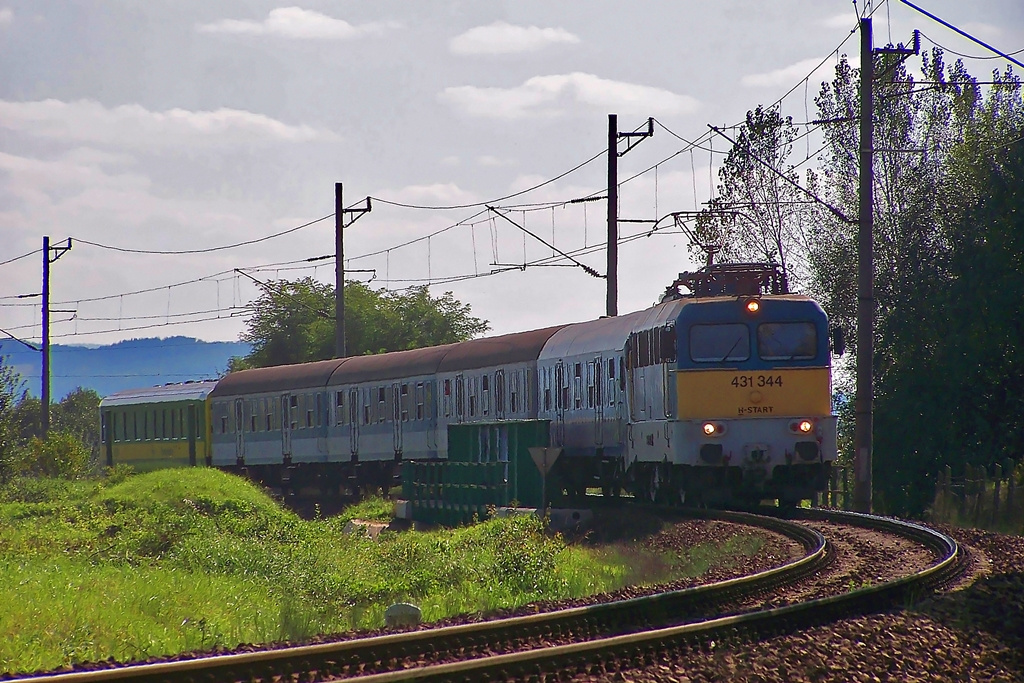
1 0 1022 353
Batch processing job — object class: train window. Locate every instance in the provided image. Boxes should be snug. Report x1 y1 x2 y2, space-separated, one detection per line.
509 372 518 414
416 383 425 421
456 377 465 418
378 387 386 423
661 325 677 362
757 322 817 360
335 392 344 425
690 324 750 362
469 377 477 417
619 357 626 391
586 362 595 408
443 379 452 417
574 363 582 410
316 394 323 428
481 375 489 415
400 384 409 422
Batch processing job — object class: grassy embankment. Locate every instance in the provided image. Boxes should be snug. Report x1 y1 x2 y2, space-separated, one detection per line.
0 469 765 674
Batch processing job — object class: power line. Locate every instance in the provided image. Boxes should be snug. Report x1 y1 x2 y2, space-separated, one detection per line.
370 150 606 210
919 31 1024 60
73 214 334 255
0 248 42 268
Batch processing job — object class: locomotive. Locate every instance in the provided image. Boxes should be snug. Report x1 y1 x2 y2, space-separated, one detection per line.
100 263 839 506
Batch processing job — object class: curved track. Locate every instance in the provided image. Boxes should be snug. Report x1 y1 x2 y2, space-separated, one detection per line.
11 509 960 683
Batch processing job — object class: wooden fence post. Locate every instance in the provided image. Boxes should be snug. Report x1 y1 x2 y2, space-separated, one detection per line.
842 466 850 510
1007 459 1017 525
992 463 1002 527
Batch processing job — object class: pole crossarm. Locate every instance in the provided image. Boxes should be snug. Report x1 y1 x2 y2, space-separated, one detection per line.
617 117 655 156
341 197 372 228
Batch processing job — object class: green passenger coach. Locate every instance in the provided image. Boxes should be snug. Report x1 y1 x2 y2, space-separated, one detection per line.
99 381 218 472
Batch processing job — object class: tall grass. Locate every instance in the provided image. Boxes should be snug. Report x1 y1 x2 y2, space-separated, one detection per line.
0 469 765 674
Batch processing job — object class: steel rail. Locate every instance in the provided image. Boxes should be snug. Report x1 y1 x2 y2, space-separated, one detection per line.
10 510 825 683
340 509 962 682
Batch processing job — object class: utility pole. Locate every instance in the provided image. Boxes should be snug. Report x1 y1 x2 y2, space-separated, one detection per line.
854 17 874 515
41 236 72 437
606 115 653 317
606 114 619 317
334 183 371 359
853 18 917 514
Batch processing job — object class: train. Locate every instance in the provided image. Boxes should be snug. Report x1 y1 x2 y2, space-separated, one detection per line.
99 263 840 506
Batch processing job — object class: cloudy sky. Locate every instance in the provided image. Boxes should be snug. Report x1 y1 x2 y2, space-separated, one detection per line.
1 0 1022 355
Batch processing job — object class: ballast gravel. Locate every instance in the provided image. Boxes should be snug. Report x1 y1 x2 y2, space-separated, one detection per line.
574 524 1024 683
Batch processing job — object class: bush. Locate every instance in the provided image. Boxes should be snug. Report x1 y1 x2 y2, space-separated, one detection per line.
5 431 92 480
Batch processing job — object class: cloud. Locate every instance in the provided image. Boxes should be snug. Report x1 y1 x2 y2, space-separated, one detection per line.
962 22 1003 41
0 99 338 149
821 13 857 30
0 8 11 26
440 72 699 120
477 155 515 167
740 57 836 88
197 7 394 39
377 182 478 206
449 21 580 55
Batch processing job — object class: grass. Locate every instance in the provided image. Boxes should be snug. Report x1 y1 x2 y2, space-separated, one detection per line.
0 469 767 674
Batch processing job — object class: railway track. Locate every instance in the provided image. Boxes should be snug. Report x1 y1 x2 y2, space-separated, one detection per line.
11 509 961 683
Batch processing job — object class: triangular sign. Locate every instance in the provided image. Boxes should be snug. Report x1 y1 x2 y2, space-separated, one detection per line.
528 447 562 477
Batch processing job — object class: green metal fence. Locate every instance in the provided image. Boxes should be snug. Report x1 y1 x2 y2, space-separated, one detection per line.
401 420 555 524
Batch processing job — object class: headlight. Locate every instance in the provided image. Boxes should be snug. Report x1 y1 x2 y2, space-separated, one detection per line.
745 299 761 314
702 421 726 436
789 419 815 434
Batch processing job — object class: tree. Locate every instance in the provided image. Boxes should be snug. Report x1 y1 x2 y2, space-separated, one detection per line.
0 356 25 478
235 278 490 368
52 388 102 461
807 48 1024 515
692 105 815 290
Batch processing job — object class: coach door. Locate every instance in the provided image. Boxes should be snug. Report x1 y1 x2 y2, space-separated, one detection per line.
593 357 604 446
346 388 358 457
280 394 292 456
455 374 465 424
234 398 245 460
392 383 403 455
425 382 438 454
554 361 566 446
495 370 506 420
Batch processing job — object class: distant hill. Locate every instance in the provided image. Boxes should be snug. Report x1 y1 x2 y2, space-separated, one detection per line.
0 336 251 400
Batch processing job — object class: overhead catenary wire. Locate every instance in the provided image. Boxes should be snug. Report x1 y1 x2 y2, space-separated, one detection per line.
0 248 42 268
72 214 336 255
369 150 606 210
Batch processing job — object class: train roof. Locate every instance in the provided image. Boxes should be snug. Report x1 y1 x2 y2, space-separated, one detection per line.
436 325 565 372
100 380 219 407
209 358 347 398
327 325 566 386
327 344 456 385
539 301 686 360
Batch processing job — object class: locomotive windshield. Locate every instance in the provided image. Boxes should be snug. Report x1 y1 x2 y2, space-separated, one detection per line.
757 322 817 360
689 324 750 362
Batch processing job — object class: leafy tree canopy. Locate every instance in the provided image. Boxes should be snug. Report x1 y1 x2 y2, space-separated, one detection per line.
234 278 489 369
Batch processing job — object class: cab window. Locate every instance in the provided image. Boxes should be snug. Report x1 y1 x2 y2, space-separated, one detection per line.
757 322 817 360
689 323 750 362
